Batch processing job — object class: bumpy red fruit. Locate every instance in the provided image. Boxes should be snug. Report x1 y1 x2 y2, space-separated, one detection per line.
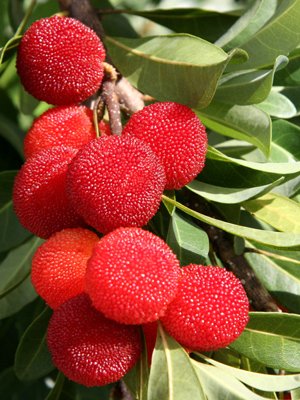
13 146 82 238
123 102 207 189
24 106 107 159
161 265 249 351
16 16 106 105
67 136 166 234
47 294 141 387
31 228 99 309
85 227 180 324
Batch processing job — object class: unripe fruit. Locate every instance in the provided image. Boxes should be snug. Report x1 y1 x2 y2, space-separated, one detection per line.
16 16 106 105
67 136 166 234
31 228 99 309
47 294 141 387
160 265 249 351
24 106 111 159
123 102 207 189
13 146 82 238
85 227 180 324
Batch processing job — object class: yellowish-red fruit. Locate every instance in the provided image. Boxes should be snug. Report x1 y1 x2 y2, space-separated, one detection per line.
85 227 180 324
160 264 249 351
123 101 207 189
67 136 166 234
31 228 99 309
13 145 82 238
47 294 141 387
16 16 106 105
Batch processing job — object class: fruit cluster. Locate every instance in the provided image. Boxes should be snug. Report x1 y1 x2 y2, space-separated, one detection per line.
13 16 249 387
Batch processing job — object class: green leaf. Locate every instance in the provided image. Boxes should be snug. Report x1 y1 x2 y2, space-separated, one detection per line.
166 210 209 265
0 236 42 300
0 237 41 319
228 0 300 70
105 34 240 108
214 55 288 105
274 48 300 86
186 178 284 204
44 373 65 400
243 193 300 233
124 8 239 42
216 0 278 50
148 324 206 400
245 246 300 314
272 119 300 160
256 91 297 118
198 354 300 392
197 103 271 157
191 360 268 400
0 170 17 207
162 195 300 249
207 146 300 176
0 200 32 252
15 306 54 381
230 312 300 372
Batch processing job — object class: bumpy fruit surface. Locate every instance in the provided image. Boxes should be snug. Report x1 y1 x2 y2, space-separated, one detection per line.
67 136 166 234
13 145 82 238
16 16 106 105
123 101 207 189
47 294 141 387
31 228 99 309
24 106 109 159
161 265 249 351
85 227 180 324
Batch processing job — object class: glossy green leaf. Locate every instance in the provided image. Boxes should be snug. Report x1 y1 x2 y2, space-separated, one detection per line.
0 237 41 319
292 387 300 400
162 195 300 249
257 91 297 118
207 146 300 176
230 312 300 372
105 34 242 108
274 48 300 86
197 103 271 156
228 0 300 70
243 193 300 233
215 55 288 105
0 200 32 252
191 360 267 400
148 324 206 400
15 307 54 381
0 115 24 158
0 236 42 299
272 119 300 160
186 178 283 204
166 210 209 265
216 0 277 50
124 8 239 42
245 247 300 314
199 354 300 391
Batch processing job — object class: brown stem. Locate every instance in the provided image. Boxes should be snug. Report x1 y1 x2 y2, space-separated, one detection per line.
101 63 122 136
185 191 279 312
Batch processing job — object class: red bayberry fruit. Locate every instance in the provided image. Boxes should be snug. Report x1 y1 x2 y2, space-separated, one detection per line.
85 227 180 324
160 265 249 351
31 228 99 309
24 106 110 159
47 294 141 387
123 101 207 189
16 16 106 105
67 136 166 234
142 321 158 365
13 145 82 238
